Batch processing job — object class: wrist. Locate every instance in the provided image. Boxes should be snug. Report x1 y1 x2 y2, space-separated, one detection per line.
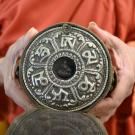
0 57 4 86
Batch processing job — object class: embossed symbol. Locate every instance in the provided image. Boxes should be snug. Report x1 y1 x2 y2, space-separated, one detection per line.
61 35 76 49
52 88 69 101
31 71 48 86
35 44 50 62
71 87 86 101
78 76 95 92
82 50 98 65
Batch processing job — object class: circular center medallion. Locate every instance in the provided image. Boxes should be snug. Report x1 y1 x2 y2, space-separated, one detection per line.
53 57 76 80
19 23 113 111
46 50 84 88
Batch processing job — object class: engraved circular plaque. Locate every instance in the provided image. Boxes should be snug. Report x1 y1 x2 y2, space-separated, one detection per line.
6 109 108 135
19 23 114 111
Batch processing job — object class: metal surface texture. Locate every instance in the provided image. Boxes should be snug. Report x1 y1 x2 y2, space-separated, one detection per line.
6 109 108 135
19 23 114 111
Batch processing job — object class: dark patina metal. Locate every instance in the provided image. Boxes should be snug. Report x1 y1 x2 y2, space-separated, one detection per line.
6 109 108 135
19 23 115 112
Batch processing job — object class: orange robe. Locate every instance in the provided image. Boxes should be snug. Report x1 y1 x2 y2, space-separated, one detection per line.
0 0 135 134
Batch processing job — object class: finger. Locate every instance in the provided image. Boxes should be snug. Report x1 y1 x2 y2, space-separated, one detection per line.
88 22 109 44
15 27 38 50
99 109 116 122
89 72 134 121
88 98 117 122
88 22 124 52
4 28 38 111
5 27 38 68
91 72 134 120
25 27 38 39
6 28 38 77
108 47 122 70
88 98 115 115
88 22 125 71
5 76 35 111
111 75 134 105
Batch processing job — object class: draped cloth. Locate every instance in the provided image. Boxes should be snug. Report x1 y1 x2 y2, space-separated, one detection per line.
0 0 135 134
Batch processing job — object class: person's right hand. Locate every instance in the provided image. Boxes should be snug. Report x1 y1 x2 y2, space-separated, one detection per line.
0 28 38 112
87 22 135 122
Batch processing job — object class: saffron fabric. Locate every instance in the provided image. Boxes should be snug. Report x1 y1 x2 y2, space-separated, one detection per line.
0 0 135 135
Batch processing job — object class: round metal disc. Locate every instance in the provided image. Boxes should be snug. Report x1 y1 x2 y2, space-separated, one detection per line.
6 109 108 135
19 23 113 111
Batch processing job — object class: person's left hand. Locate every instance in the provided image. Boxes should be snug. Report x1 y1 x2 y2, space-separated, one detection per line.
87 22 135 122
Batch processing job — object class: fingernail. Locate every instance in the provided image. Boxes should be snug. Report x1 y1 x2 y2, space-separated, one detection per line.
26 27 38 39
88 21 97 29
27 27 38 34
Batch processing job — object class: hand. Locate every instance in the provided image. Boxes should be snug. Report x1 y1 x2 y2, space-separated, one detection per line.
0 58 4 86
87 22 135 122
0 28 38 111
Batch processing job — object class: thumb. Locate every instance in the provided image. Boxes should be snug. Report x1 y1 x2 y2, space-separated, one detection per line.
16 27 38 50
88 22 122 51
88 22 123 69
25 27 38 41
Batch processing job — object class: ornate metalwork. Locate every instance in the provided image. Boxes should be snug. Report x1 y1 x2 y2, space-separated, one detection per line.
19 23 114 111
6 109 108 135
